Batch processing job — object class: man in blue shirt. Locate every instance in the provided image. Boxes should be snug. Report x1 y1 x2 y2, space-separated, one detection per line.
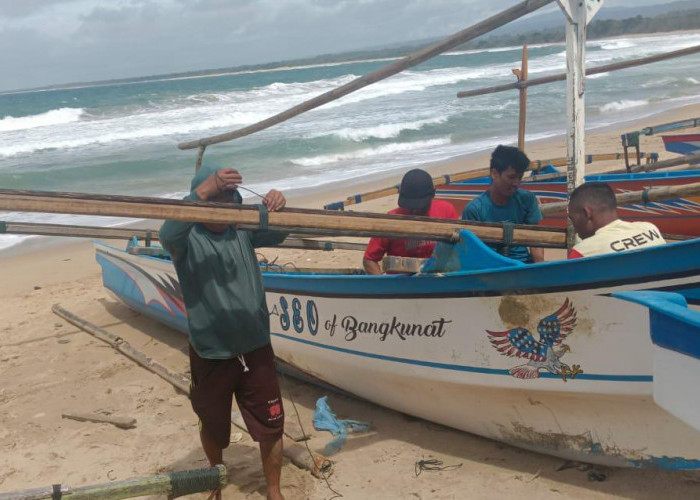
462 145 544 263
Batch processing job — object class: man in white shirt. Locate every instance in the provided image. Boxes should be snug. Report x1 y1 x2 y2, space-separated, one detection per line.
567 182 666 259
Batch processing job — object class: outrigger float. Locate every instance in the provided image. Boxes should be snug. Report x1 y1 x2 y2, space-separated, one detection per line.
2 0 700 474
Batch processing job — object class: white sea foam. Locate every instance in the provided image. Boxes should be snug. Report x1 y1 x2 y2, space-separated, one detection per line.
0 107 84 132
686 77 700 85
587 72 609 79
306 116 449 141
290 138 452 167
598 99 649 113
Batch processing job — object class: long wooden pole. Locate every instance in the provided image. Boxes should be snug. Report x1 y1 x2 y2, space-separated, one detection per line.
524 152 700 182
0 189 566 248
177 0 554 151
457 44 700 98
540 181 700 216
514 45 529 150
325 152 657 209
0 465 227 500
51 305 331 479
0 221 367 251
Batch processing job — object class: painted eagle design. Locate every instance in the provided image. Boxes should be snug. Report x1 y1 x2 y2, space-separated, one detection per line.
487 298 582 381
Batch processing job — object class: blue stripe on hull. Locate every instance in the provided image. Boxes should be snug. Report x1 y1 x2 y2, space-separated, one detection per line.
271 332 652 382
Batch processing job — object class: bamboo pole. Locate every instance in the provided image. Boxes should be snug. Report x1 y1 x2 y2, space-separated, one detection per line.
606 152 700 175
51 305 331 479
326 152 657 209
514 45 528 151
526 153 700 183
0 221 159 241
0 221 366 251
540 181 700 216
177 0 555 151
0 465 226 500
0 189 567 248
53 304 191 393
457 44 700 98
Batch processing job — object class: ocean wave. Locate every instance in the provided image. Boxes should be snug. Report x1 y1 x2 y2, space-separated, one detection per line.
587 72 609 80
0 107 84 133
598 99 649 113
306 116 449 142
686 77 700 85
289 138 452 167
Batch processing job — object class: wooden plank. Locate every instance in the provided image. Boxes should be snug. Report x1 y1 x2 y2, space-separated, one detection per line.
457 44 700 98
177 0 555 150
0 189 568 248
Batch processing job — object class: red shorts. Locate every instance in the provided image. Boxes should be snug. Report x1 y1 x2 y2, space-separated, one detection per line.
189 344 284 448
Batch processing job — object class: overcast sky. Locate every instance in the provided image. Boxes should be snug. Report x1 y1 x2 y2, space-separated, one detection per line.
0 0 676 91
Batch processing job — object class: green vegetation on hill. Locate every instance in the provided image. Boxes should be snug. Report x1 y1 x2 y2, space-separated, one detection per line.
463 8 700 49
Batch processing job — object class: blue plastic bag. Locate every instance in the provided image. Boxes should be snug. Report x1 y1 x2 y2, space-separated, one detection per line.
312 396 371 455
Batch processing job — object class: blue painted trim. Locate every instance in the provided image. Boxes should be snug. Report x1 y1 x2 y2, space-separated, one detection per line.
270 332 652 382
263 239 700 298
614 291 700 360
628 456 700 470
446 170 700 186
354 194 362 203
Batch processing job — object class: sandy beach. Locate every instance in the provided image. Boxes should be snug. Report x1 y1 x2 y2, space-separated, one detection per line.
2 102 700 499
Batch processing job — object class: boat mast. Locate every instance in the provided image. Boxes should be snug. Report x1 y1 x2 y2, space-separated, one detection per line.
557 0 603 248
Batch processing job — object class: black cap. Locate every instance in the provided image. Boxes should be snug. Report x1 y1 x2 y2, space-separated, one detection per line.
398 169 435 210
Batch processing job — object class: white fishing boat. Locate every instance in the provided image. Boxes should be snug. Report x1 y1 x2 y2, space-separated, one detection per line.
94 232 700 469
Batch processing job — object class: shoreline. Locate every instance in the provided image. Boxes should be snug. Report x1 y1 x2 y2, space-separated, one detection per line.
1 104 700 496
2 99 698 262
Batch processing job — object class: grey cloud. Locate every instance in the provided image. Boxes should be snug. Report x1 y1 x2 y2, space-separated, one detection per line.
0 0 83 18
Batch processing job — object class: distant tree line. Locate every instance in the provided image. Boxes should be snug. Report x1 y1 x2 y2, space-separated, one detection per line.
461 9 700 49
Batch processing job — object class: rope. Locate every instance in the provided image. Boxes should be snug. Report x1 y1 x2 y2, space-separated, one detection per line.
168 465 225 498
642 188 651 204
414 459 463 477
257 204 269 232
279 373 342 499
501 221 515 257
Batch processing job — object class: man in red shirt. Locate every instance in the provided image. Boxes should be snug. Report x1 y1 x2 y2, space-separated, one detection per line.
363 168 458 274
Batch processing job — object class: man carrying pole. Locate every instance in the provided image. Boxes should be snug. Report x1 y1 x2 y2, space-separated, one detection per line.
159 165 287 500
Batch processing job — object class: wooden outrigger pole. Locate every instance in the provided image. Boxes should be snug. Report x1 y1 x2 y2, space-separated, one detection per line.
323 151 657 210
0 221 367 251
0 189 568 248
540 181 700 216
456 44 700 98
513 45 529 151
176 0 556 166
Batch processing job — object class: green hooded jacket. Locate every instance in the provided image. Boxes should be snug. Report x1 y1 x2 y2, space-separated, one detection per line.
159 165 286 359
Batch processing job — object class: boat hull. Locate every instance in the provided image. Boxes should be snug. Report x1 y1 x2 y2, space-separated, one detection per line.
94 241 700 469
436 171 700 236
662 134 700 156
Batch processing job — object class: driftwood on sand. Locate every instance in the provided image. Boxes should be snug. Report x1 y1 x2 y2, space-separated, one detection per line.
61 412 137 430
51 305 332 478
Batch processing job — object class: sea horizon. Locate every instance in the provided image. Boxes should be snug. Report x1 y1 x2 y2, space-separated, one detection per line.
1 30 699 252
